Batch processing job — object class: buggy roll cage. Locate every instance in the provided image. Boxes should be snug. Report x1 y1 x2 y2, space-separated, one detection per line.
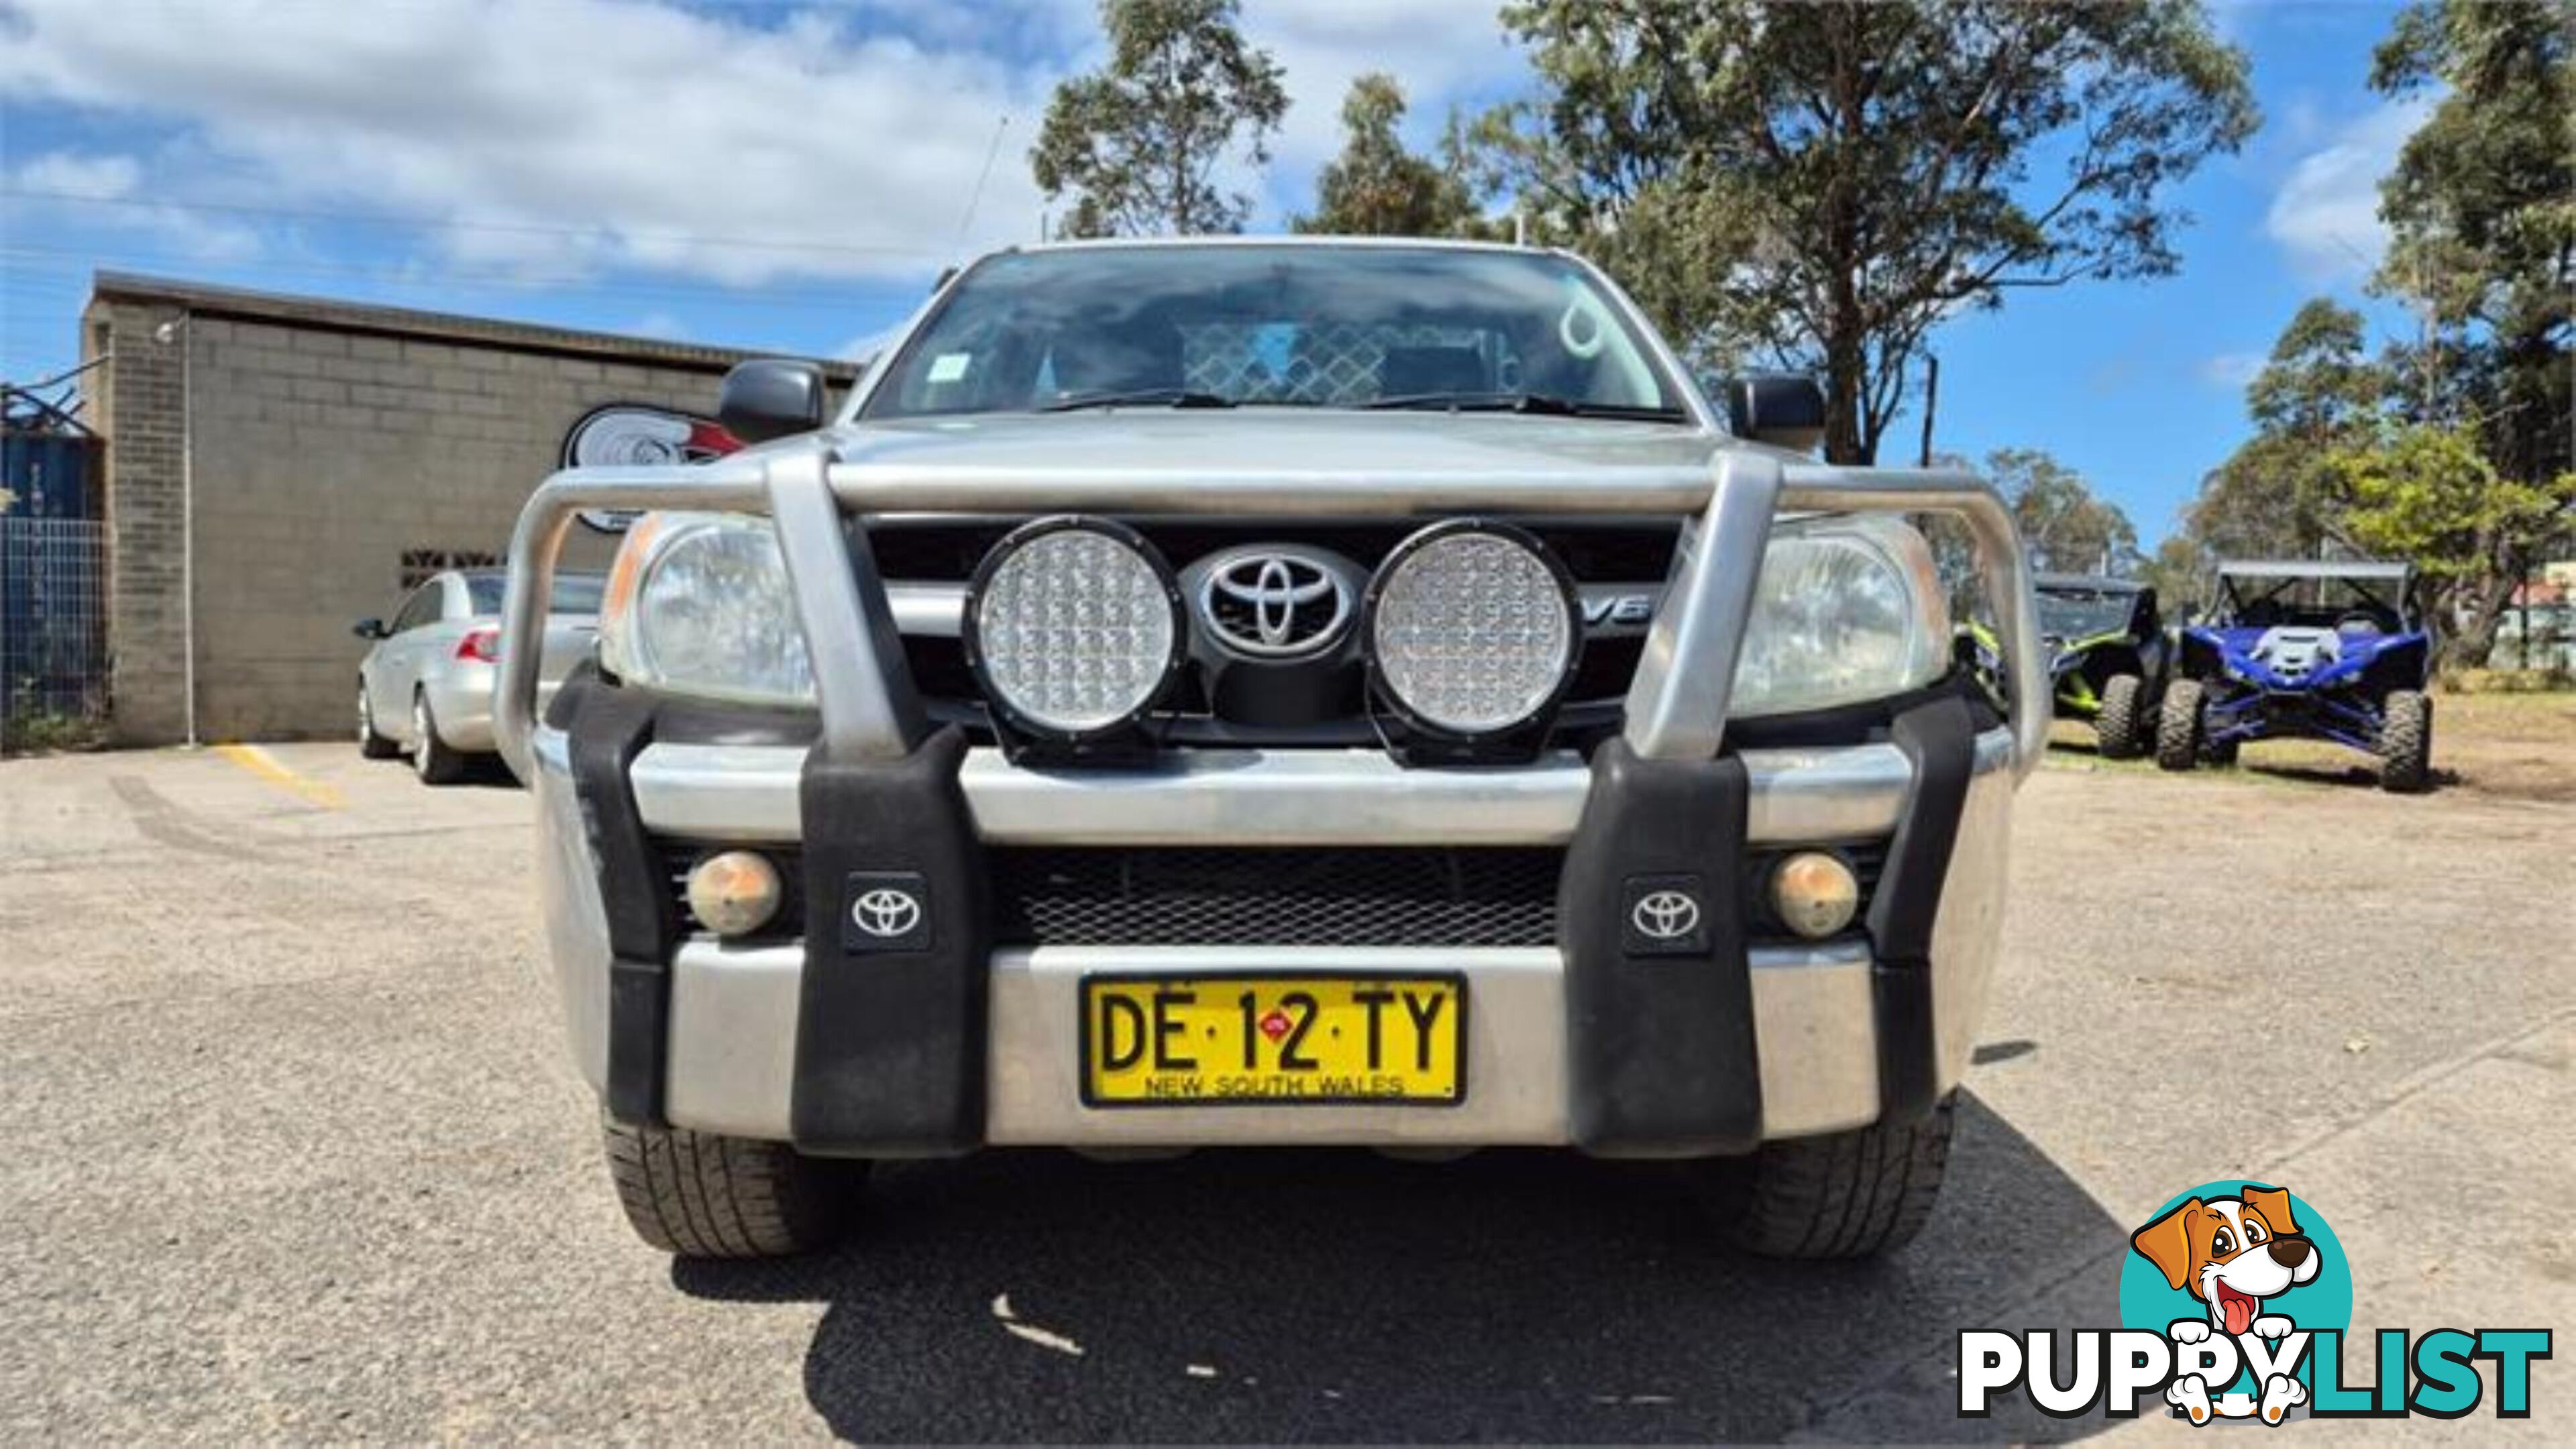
2209 561 2420 631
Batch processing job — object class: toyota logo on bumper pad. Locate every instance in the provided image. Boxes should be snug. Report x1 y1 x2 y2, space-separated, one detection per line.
1620 875 1710 955
1631 890 1701 940
1201 547 1352 657
842 871 932 953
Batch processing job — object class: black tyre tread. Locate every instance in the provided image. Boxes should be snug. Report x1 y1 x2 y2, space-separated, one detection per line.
2379 690 2432 793
2096 674 2147 759
1710 1095 1955 1260
2156 680 2204 772
412 692 470 785
602 1120 854 1258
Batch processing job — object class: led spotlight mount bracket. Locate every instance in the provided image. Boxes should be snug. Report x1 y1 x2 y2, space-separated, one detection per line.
1360 517 1585 767
959 515 1189 765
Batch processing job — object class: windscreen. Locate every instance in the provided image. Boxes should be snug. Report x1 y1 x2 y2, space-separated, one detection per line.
467 573 606 616
859 245 1688 421
2218 573 2405 631
2037 588 2135 641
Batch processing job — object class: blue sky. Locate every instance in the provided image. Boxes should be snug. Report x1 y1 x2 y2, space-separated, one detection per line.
2 0 2424 543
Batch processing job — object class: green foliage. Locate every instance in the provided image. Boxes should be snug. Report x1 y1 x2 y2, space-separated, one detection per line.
1470 0 2256 462
1030 0 1289 238
2328 423 2575 600
1294 74 1496 239
1986 447 2142 574
2138 535 2211 616
2168 2 2572 667
2369 0 2573 496
2186 299 2383 561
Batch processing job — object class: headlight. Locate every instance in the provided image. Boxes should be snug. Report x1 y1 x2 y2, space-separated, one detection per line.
963 517 1185 741
1731 515 1949 717
1364 520 1580 743
598 512 815 706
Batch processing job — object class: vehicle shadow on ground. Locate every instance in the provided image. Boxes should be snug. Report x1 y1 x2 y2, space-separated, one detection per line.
2228 759 2459 793
674 1090 2130 1443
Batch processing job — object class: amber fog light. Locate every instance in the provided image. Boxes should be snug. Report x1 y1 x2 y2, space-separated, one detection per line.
1770 851 1860 939
687 850 782 937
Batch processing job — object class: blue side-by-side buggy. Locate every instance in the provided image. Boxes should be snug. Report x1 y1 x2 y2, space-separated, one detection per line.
2157 559 2436 792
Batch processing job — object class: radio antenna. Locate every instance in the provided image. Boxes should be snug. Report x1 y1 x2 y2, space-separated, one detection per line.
953 113 1010 254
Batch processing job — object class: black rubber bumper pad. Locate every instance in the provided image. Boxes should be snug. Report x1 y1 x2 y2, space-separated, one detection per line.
1558 739 1760 1158
1865 694 1978 1126
791 726 991 1157
561 675 683 1129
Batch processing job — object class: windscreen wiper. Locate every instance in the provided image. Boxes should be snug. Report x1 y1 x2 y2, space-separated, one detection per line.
1362 390 1685 422
1040 388 1237 412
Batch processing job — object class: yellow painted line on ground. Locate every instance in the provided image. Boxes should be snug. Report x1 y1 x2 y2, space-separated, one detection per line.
213 743 347 810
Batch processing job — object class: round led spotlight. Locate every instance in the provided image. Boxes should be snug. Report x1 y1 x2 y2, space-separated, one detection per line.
962 517 1186 747
1364 520 1580 751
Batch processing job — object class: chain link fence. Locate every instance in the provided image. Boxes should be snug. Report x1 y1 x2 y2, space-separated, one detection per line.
1 517 109 752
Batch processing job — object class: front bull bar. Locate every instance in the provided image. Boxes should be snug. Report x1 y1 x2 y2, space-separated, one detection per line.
492 443 2049 784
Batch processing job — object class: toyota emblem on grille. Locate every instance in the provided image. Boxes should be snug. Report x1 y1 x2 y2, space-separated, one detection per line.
851 888 922 938
1631 890 1701 941
1202 549 1352 657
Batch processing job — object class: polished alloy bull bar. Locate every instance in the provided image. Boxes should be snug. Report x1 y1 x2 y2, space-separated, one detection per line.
492 443 2049 784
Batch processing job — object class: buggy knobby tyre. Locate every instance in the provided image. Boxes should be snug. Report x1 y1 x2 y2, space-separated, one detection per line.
2379 689 2433 793
603 1120 861 1258
2095 673 2149 759
2156 679 2206 772
1686 1095 1955 1259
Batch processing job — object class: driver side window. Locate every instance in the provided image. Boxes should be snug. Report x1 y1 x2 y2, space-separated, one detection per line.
392 582 443 634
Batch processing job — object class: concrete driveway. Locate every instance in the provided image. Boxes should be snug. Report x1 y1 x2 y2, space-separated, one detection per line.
2 743 2569 1442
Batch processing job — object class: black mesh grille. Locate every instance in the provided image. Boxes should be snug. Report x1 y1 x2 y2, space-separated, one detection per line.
665 841 1886 947
992 846 1563 947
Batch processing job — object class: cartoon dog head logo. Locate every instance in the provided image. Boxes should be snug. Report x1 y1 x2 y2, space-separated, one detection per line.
2131 1185 2322 1340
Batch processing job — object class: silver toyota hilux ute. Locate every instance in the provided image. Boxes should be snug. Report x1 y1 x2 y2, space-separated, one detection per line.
494 239 2048 1263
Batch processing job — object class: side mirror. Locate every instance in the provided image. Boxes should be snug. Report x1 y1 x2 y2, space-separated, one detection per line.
717 359 828 445
1723 374 1827 453
353 618 388 641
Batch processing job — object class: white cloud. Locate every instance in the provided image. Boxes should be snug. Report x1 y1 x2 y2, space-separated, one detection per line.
1240 0 1526 184
0 0 1532 288
14 150 144 199
2200 352 2264 388
0 0 1071 284
2263 96 2434 284
625 311 689 341
6 146 262 260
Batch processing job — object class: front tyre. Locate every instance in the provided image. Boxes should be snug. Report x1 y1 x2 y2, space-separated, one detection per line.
2156 679 2206 772
2379 690 2433 794
2095 673 2149 759
1686 1095 1955 1259
602 1120 861 1258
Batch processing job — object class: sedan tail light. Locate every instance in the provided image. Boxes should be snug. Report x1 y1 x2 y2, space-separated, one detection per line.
455 626 502 663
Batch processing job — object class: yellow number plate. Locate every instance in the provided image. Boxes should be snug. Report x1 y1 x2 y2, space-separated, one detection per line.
1080 974 1466 1107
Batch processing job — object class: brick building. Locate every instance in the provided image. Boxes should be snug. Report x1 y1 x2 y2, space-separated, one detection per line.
76 275 855 745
